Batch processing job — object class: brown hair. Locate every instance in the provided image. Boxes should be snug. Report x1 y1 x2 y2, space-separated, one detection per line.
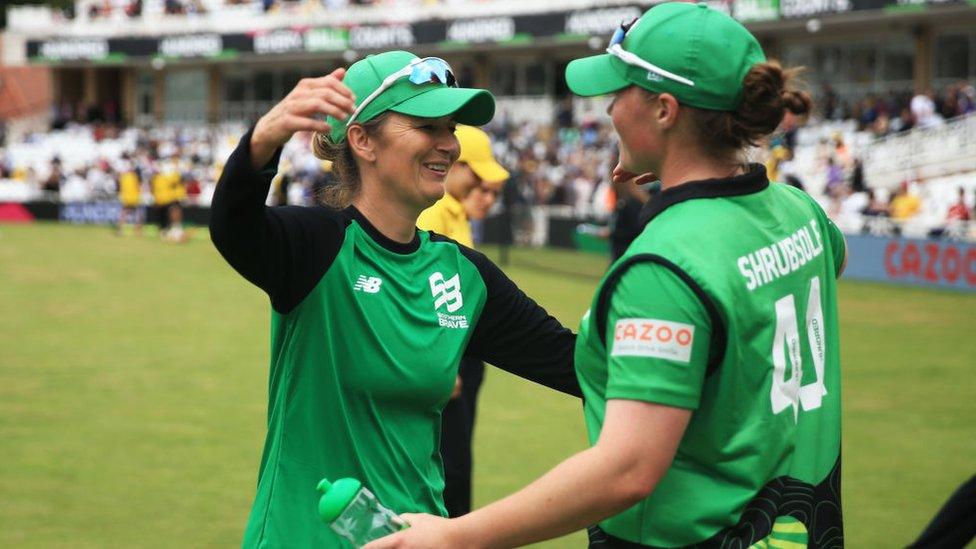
684 60 813 162
311 113 391 208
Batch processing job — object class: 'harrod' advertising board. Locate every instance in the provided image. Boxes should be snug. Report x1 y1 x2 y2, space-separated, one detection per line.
446 17 517 44
26 0 971 64
37 38 109 61
564 6 645 35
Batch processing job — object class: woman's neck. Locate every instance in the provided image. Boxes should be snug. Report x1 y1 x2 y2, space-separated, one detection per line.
351 190 420 244
656 144 743 191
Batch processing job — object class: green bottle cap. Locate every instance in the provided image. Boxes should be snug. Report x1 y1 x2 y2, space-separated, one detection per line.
317 477 363 523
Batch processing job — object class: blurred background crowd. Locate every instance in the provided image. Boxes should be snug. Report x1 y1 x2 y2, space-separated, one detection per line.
35 0 466 21
2 0 975 245
2 82 974 243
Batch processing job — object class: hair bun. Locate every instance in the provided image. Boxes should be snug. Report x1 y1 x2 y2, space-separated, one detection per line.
781 89 812 116
735 61 813 137
684 59 814 159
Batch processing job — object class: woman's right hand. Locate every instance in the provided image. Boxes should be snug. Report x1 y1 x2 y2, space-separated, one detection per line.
250 67 356 169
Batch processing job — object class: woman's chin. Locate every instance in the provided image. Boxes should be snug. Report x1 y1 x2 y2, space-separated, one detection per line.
420 183 446 207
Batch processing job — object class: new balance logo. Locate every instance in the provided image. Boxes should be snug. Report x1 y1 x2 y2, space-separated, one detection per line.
353 275 383 294
429 272 463 313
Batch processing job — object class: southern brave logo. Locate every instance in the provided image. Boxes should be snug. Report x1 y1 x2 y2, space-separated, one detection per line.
429 272 468 329
353 275 383 294
429 272 463 312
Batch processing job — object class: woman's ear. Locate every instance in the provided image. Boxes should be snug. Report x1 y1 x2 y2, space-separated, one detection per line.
655 93 681 130
347 124 377 163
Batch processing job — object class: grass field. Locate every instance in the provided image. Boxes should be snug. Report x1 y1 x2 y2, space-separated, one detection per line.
1 223 974 548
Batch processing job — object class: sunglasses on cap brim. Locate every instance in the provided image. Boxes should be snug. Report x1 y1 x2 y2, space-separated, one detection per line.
606 18 696 88
346 57 458 126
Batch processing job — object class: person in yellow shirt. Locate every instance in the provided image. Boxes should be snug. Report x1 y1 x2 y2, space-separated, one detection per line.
151 166 174 230
151 160 187 242
416 125 509 247
890 180 921 221
764 144 790 182
116 160 144 235
416 124 509 519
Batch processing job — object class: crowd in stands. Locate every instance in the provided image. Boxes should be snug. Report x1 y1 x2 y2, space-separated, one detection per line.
0 118 617 219
0 123 225 206
824 170 975 241
73 0 453 20
1 85 974 241
821 80 976 137
768 84 976 241
72 0 206 19
487 115 618 216
52 100 122 129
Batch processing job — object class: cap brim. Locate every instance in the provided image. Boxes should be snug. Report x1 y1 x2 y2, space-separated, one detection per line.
467 158 510 184
390 87 495 126
565 54 630 97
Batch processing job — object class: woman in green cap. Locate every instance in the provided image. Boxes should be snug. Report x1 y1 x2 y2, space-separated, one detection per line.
367 4 846 549
209 50 580 548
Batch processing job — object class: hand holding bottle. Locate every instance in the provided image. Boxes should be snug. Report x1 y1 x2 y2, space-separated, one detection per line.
318 477 407 548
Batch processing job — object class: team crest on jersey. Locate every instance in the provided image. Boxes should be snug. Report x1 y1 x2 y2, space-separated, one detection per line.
429 272 468 329
611 318 694 363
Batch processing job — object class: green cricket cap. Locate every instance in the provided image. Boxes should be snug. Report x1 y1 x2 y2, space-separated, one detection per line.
565 2 766 111
327 50 495 143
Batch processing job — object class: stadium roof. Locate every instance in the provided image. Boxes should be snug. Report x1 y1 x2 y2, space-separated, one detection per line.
6 0 976 66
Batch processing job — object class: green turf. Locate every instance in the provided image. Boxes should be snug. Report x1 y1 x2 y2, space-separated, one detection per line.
1 223 974 548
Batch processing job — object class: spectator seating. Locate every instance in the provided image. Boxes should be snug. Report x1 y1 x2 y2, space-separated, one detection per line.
1 108 973 242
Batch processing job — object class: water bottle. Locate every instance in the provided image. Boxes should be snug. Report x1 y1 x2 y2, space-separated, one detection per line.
317 477 406 547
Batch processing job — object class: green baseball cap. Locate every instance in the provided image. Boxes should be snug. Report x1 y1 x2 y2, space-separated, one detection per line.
565 2 766 111
326 50 495 144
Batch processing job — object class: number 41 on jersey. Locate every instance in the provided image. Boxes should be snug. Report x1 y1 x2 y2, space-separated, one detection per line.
771 276 827 422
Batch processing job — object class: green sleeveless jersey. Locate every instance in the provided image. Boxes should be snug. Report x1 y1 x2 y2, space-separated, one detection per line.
576 167 846 547
210 130 579 548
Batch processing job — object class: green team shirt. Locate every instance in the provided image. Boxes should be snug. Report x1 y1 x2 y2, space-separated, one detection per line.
576 166 846 548
210 130 579 548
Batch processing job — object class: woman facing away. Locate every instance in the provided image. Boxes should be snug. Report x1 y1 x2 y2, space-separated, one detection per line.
209 50 581 548
368 4 848 548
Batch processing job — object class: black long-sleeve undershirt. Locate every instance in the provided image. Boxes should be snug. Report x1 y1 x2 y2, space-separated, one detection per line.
209 128 581 397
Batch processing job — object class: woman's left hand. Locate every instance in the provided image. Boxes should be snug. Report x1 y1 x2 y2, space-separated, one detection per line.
363 513 466 549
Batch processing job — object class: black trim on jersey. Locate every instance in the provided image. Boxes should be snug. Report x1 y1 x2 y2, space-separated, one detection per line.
595 254 726 378
587 457 844 548
638 164 769 228
209 127 421 314
429 232 582 398
344 206 421 254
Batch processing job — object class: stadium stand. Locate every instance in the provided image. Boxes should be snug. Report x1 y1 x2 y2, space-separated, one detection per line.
1 0 975 243
2 106 973 241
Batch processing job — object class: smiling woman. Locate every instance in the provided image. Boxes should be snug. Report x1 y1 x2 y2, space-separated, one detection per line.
314 113 462 213
207 50 582 549
306 53 490 221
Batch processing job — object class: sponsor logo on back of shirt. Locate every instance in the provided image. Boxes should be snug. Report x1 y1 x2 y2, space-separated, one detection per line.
611 318 694 363
430 272 468 329
353 275 383 294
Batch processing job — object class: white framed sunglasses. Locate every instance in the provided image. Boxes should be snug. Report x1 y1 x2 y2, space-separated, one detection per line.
606 18 695 88
346 56 458 126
